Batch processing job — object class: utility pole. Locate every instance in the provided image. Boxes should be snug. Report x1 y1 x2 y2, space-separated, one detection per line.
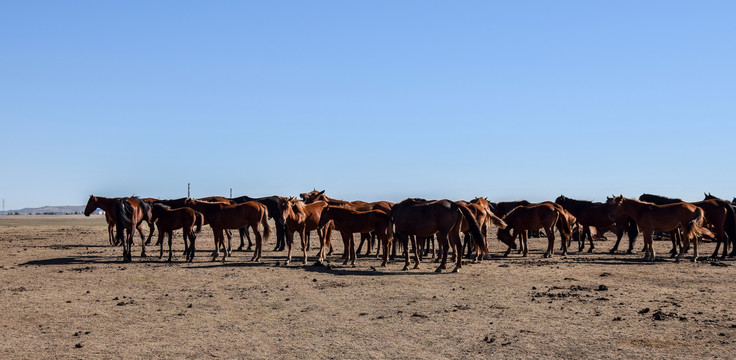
187 183 191 198
230 188 232 199
1 198 4 218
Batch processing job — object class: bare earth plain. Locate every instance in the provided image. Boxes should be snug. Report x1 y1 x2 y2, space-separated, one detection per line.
0 215 734 359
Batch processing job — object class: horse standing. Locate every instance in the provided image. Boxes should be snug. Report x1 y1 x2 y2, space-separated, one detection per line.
609 196 712 262
84 195 151 246
114 197 153 262
185 199 270 262
278 198 333 265
150 203 202 262
317 206 393 267
391 199 486 273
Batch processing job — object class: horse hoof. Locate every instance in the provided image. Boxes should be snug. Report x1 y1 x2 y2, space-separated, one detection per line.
402 266 409 271
587 249 594 253
451 267 460 273
435 268 442 273
691 258 698 263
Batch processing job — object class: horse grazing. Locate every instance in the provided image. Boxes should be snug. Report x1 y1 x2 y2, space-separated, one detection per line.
609 196 712 262
185 199 270 262
317 206 393 267
391 199 486 273
84 195 151 246
114 197 153 262
555 195 638 254
150 204 203 262
278 198 333 265
496 202 572 258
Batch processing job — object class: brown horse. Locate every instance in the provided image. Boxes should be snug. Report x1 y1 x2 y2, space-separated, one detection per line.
461 198 507 261
609 196 712 262
300 189 393 256
278 198 333 265
554 195 635 254
317 206 393 267
184 199 270 262
391 199 486 273
703 193 736 258
84 195 150 245
496 202 572 258
150 204 203 262
114 197 153 262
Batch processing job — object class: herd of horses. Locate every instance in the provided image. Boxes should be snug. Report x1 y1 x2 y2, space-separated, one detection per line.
83 190 736 272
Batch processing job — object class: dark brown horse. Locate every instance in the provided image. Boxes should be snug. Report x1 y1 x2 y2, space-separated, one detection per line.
150 204 202 262
703 193 736 257
609 196 712 262
84 195 150 245
555 195 638 254
317 206 393 267
391 199 486 273
184 199 270 262
496 202 572 258
278 198 333 265
114 197 153 262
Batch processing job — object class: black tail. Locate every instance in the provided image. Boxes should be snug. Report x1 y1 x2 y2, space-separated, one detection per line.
626 216 638 241
115 198 132 245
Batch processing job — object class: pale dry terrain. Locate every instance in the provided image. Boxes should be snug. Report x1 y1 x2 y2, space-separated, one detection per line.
0 215 734 359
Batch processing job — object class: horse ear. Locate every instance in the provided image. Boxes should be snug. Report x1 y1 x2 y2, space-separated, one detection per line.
318 190 325 195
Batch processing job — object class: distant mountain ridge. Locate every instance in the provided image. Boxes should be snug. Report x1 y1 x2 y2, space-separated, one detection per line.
0 205 93 215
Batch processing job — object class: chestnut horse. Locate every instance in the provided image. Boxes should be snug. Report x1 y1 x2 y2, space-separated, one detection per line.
609 196 712 262
460 198 507 261
317 206 393 267
84 195 150 245
114 197 153 262
496 202 572 258
185 199 270 262
150 204 202 262
391 198 486 273
230 195 288 253
278 198 333 265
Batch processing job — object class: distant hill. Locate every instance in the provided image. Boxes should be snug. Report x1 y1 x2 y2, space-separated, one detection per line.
0 205 95 215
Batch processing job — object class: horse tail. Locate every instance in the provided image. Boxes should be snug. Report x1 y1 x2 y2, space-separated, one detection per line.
261 207 271 241
456 203 488 256
625 216 638 241
115 198 131 245
194 211 203 234
487 211 507 229
685 208 713 241
138 198 153 225
556 210 572 239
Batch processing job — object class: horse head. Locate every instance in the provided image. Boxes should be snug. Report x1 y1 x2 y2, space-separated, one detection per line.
83 195 98 216
496 227 517 249
608 195 624 220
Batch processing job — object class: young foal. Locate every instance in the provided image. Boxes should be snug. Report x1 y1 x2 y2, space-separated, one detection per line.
150 204 202 262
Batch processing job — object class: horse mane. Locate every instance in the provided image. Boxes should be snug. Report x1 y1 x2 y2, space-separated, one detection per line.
291 198 307 214
638 193 683 204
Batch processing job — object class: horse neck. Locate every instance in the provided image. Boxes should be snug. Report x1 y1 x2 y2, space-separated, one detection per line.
96 197 119 212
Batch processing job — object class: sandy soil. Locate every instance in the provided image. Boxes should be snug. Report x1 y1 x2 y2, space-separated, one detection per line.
0 215 734 359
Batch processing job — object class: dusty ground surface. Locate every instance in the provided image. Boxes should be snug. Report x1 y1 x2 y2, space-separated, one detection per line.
0 215 734 359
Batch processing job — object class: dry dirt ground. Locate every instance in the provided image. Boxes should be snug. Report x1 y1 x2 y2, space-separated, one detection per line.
1 215 735 359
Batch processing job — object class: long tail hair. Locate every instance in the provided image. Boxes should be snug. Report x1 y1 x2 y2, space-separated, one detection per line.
683 208 713 244
556 210 572 239
194 211 203 233
456 203 488 256
261 207 271 241
487 210 507 229
115 198 132 245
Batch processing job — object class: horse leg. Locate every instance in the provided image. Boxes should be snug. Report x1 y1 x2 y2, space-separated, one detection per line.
644 232 655 261
167 231 173 262
452 232 463 273
692 233 699 262
544 225 555 258
356 233 368 256
436 233 449 273
669 231 679 257
140 226 147 258
285 230 294 265
349 233 357 267
300 228 308 265
210 229 220 261
522 231 529 257
158 230 165 259
401 234 411 271
251 224 263 262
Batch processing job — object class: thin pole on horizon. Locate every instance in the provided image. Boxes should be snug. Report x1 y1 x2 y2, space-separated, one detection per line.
187 183 190 198
230 188 232 199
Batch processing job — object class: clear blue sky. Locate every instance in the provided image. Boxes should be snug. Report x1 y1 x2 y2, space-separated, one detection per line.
1 1 735 209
